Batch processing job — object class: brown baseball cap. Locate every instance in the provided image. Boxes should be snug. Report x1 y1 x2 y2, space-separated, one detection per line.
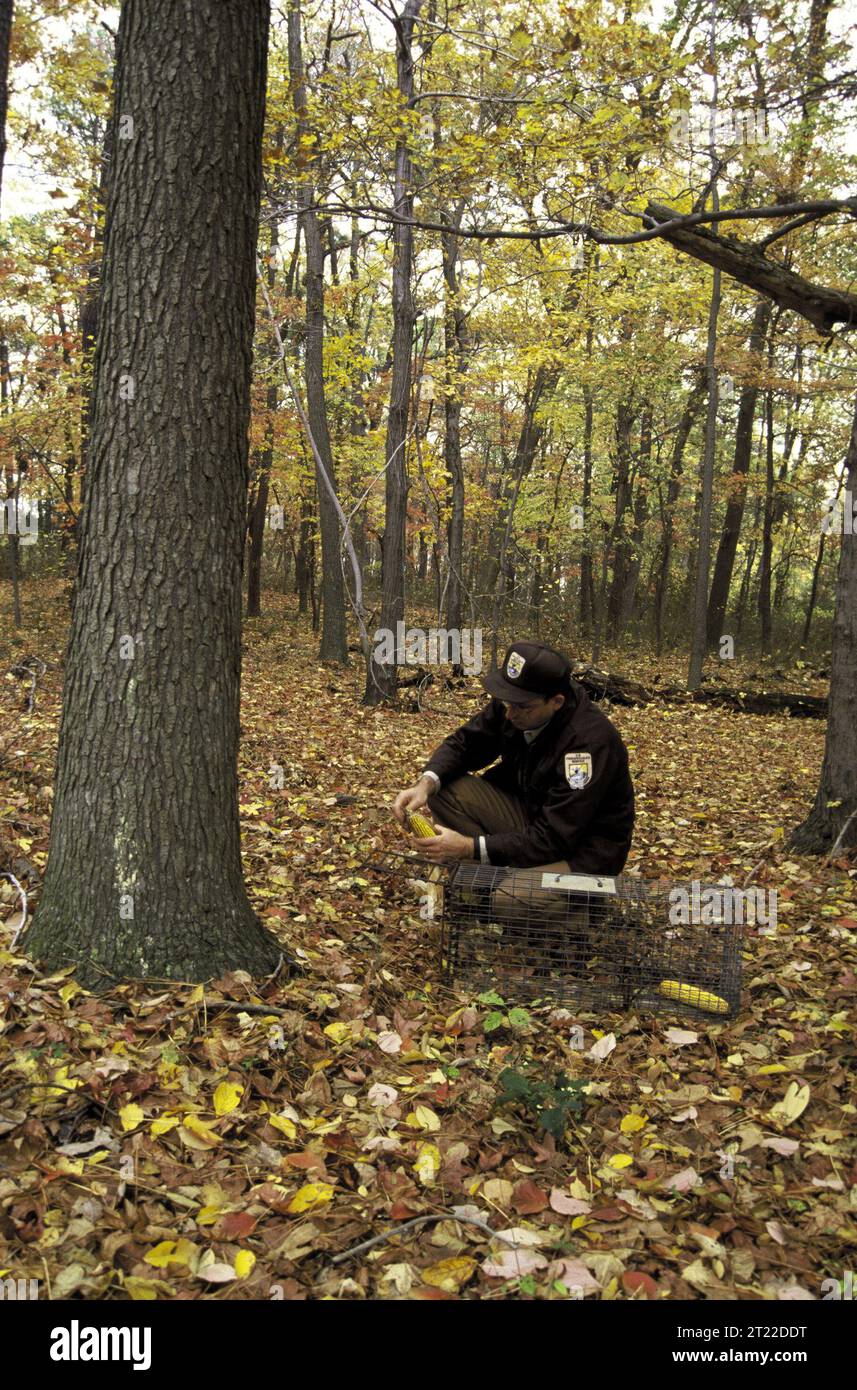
481 640 572 704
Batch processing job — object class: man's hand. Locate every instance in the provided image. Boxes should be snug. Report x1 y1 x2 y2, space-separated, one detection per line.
411 825 474 862
392 775 436 826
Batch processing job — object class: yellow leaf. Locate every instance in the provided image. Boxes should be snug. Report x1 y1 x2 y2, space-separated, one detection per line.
59 981 82 1004
422 1256 477 1291
53 1156 84 1176
48 1065 81 1093
268 1112 297 1140
235 1250 256 1279
414 1142 441 1186
287 1182 334 1214
150 1115 180 1136
214 1082 244 1116
124 1277 163 1300
196 1205 226 1227
323 1021 352 1045
757 1064 789 1074
607 1154 634 1169
186 984 205 1004
182 1114 221 1146
144 1238 197 1268
620 1113 647 1133
406 1105 441 1133
119 1103 145 1133
768 1082 811 1125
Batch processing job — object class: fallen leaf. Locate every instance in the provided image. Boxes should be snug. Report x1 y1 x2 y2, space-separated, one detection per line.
287 1182 334 1214
482 1248 548 1279
587 1032 617 1061
421 1256 477 1291
367 1083 398 1107
512 1179 549 1214
119 1102 145 1132
768 1082 811 1126
213 1081 243 1116
549 1189 591 1216
414 1143 441 1186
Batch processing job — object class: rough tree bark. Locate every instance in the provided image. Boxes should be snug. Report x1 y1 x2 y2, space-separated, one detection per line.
24 0 282 986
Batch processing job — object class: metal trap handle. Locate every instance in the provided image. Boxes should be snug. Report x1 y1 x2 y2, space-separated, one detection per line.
539 873 618 894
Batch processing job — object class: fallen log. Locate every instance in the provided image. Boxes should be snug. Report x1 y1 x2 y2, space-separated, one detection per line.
571 664 827 719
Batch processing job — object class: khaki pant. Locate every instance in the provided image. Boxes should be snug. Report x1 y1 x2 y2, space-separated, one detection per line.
428 773 581 929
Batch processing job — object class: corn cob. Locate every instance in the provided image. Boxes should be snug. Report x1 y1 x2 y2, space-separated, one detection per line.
407 810 438 838
658 979 729 1015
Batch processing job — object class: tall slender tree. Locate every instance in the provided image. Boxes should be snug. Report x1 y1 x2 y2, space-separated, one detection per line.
0 0 11 207
287 0 348 662
363 0 424 705
790 396 857 854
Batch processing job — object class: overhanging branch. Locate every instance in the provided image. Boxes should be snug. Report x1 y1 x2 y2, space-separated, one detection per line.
643 201 857 334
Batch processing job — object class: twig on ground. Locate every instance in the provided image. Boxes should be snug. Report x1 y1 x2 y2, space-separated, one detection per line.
826 808 857 862
330 1210 520 1264
1 871 28 948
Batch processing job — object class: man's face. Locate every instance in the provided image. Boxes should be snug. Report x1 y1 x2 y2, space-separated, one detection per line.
503 692 565 730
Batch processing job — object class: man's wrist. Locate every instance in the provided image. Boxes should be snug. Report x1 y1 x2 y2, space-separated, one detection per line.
420 769 441 790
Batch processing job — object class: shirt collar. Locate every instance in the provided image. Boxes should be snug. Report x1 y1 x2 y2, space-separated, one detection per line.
523 720 551 744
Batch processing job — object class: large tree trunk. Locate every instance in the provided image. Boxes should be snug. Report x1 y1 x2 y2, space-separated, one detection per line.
25 0 282 986
790 395 857 854
288 0 348 663
363 0 423 704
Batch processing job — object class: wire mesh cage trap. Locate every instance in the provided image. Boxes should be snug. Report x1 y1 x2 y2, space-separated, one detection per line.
362 850 743 1020
440 866 743 1019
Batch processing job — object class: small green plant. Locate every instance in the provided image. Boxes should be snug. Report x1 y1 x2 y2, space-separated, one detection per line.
477 991 531 1034
496 1064 588 1141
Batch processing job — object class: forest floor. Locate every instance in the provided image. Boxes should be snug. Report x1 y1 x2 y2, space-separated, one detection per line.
0 581 854 1301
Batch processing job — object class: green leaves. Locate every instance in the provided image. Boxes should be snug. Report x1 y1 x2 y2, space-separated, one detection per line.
496 1066 588 1141
479 994 532 1034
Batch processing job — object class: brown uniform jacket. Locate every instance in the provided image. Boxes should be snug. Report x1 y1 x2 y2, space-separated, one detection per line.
423 683 634 872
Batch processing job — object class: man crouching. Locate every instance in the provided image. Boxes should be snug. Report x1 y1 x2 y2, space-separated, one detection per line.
392 640 634 939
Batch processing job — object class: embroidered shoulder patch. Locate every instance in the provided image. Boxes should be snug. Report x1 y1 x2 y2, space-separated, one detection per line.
506 651 526 679
564 752 592 789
